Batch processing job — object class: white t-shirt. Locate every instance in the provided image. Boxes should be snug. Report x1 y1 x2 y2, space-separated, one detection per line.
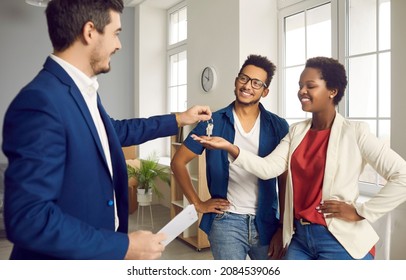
227 110 261 215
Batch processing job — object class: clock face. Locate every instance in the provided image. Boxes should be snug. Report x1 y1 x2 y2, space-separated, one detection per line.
201 67 215 92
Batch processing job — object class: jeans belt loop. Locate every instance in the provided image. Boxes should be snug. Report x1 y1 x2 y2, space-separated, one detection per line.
299 218 311 225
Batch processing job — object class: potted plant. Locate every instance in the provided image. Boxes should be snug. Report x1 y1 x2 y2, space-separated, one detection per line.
126 154 170 205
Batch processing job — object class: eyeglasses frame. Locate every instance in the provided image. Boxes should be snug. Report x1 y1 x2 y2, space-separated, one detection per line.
236 72 267 89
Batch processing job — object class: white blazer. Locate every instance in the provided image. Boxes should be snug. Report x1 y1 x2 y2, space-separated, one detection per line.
233 113 406 259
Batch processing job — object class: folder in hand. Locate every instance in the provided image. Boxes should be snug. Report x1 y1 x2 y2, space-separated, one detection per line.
158 204 198 246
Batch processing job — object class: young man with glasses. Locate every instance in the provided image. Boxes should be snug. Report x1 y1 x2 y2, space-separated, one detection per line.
171 54 289 260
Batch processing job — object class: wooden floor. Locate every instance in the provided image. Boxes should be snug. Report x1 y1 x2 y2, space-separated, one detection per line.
0 204 213 260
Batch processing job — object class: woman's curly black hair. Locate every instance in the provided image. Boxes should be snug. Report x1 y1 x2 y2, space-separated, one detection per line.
305 57 348 105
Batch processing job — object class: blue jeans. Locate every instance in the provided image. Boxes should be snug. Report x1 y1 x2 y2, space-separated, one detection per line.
284 219 374 260
208 211 269 260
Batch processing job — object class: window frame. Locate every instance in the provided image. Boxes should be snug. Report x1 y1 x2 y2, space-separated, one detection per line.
167 2 187 49
277 0 337 119
340 0 391 196
167 47 187 113
167 1 188 114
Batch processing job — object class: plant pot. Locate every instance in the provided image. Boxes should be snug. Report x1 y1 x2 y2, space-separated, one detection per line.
137 188 152 206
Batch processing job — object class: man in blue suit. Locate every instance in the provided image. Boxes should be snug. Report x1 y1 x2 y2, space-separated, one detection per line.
1 0 211 260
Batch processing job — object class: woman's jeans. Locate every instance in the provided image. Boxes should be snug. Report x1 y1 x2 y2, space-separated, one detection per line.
208 211 269 260
283 219 374 260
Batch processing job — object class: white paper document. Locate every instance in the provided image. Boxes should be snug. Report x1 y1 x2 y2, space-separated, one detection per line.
158 204 198 246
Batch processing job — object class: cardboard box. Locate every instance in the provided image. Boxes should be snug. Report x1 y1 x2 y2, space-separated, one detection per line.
128 185 138 214
123 146 139 214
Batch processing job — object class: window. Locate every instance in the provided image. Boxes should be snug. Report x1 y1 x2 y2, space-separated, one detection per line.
281 1 332 124
168 3 187 113
279 0 391 194
169 50 187 112
344 0 391 192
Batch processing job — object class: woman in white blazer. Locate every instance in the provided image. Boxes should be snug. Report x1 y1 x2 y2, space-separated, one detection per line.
192 57 406 259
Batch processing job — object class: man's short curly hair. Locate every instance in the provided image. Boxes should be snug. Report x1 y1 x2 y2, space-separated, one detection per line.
305 57 348 105
239 54 276 88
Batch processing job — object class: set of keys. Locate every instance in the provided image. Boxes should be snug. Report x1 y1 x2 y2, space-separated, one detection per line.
206 118 214 137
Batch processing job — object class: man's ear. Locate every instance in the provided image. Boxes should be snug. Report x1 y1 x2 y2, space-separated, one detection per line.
82 21 95 44
262 88 270 98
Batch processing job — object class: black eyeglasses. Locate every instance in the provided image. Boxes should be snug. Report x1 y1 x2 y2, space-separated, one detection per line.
236 73 267 89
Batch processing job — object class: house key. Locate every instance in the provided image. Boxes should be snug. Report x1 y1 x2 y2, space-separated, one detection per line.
206 118 214 137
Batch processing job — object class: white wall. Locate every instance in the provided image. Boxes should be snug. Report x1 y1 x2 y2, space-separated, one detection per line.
239 0 279 113
389 0 406 260
134 5 168 159
0 1 51 164
391 1 406 157
187 0 279 113
187 0 240 112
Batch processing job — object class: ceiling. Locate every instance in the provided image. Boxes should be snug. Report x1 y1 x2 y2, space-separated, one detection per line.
25 0 182 9
124 0 181 9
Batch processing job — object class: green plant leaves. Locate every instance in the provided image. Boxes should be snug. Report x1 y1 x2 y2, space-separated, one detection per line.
126 154 170 199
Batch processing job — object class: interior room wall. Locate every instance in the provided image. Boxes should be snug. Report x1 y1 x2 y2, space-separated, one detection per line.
389 0 406 260
391 2 405 157
186 0 279 114
239 0 279 113
0 0 135 163
133 4 168 160
187 0 240 113
0 1 50 163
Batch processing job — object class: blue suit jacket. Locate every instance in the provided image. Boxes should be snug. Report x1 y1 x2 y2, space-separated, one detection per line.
2 57 178 259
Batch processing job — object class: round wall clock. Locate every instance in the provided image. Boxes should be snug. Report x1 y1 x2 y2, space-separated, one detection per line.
201 66 216 92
